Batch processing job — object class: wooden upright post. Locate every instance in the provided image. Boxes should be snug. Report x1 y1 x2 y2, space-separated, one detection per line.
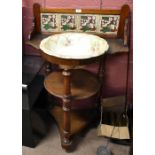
62 69 72 150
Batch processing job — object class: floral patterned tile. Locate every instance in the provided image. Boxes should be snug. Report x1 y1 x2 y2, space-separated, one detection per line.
99 15 120 34
41 13 59 32
78 14 98 32
60 14 77 32
40 13 120 35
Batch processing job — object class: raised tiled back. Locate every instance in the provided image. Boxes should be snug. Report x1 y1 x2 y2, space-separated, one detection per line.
40 13 120 35
32 4 130 39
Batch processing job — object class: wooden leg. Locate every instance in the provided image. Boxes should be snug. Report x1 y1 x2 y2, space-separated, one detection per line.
45 62 52 74
62 69 72 150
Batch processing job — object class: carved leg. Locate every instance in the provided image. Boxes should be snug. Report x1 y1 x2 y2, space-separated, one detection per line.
62 69 72 150
45 62 52 74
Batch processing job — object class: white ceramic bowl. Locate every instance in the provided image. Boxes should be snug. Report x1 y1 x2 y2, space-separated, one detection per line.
40 33 109 59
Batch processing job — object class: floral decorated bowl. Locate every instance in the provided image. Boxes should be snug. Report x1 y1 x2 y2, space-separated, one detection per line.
40 32 109 59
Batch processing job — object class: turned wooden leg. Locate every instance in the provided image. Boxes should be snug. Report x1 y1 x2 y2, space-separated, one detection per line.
62 69 72 150
45 62 52 74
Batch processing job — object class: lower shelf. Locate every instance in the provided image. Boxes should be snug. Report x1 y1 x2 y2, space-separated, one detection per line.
49 106 96 137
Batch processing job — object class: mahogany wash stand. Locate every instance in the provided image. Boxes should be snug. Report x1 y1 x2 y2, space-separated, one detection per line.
26 3 130 151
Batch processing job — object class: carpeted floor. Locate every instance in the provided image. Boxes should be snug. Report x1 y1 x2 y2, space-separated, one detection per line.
22 122 130 155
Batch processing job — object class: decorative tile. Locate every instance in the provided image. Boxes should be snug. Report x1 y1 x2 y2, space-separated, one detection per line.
78 14 98 32
99 15 120 34
60 14 77 32
40 13 120 35
41 13 59 32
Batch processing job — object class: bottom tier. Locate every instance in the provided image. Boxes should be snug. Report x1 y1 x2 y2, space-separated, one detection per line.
49 106 97 150
49 106 96 137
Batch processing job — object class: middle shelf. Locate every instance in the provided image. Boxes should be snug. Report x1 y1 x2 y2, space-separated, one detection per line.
44 69 100 100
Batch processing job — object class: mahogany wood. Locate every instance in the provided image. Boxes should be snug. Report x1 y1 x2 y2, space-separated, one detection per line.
49 106 95 140
45 69 99 150
62 70 72 147
44 69 100 100
117 5 130 40
33 3 41 34
45 62 52 74
26 34 50 49
41 8 121 15
63 70 71 96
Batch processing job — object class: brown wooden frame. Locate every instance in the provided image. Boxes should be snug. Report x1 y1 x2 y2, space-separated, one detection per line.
31 3 130 42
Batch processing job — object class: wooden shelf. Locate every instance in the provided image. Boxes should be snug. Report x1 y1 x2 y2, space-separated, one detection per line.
26 34 50 49
49 106 95 137
44 69 100 100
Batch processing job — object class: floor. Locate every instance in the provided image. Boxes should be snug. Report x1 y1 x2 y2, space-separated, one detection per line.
22 121 130 155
